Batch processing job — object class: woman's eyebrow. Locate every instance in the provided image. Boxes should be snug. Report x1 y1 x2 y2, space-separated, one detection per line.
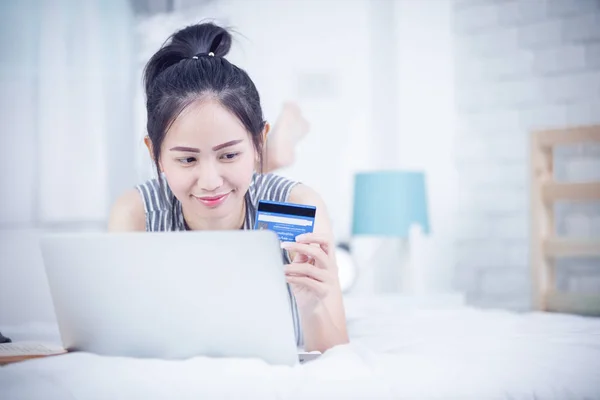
169 140 243 153
169 146 199 153
212 139 243 151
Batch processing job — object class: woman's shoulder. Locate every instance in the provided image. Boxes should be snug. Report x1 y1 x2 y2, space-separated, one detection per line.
107 188 146 231
249 172 300 203
135 176 173 214
108 177 175 232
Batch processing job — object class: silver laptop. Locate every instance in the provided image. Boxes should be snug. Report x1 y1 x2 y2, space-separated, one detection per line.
39 230 299 366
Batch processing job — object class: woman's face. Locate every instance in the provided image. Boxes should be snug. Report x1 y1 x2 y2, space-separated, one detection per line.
158 99 258 222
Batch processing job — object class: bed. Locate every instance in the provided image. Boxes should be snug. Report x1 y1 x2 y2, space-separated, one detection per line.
1 303 600 399
1 126 599 399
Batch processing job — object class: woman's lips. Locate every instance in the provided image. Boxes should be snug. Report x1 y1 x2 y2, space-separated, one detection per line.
194 192 231 207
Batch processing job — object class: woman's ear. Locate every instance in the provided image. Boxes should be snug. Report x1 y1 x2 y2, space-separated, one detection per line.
257 123 271 168
262 122 271 144
144 136 163 172
144 136 153 157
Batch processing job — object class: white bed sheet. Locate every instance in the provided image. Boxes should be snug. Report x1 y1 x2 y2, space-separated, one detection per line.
1 305 600 400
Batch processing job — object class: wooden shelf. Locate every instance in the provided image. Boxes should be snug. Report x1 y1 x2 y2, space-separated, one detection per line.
536 126 600 149
542 182 600 202
531 125 600 315
546 291 600 316
543 239 600 258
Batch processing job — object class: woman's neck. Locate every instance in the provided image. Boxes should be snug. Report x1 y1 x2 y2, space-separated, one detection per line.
181 198 246 231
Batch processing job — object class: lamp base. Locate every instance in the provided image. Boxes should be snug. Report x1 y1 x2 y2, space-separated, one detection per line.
373 238 423 295
397 238 413 293
372 238 406 293
351 237 416 295
377 238 418 294
349 237 423 295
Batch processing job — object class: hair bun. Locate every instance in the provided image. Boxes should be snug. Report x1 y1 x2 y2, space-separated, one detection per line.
143 22 232 96
171 22 232 58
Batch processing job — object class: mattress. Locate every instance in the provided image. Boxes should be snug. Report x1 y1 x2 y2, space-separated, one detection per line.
1 302 599 399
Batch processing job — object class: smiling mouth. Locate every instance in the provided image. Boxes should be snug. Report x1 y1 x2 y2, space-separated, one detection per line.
198 194 228 201
193 191 232 207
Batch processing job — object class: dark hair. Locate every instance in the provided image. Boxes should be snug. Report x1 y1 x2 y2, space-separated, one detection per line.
143 22 265 179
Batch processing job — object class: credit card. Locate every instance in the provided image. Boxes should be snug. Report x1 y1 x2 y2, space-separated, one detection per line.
254 200 316 242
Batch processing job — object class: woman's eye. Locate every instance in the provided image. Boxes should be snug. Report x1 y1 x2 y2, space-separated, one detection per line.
179 157 196 164
221 152 240 161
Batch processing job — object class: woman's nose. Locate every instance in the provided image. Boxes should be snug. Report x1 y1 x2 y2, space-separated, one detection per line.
196 161 223 192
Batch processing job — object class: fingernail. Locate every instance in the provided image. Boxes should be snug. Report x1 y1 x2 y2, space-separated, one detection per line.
281 241 292 248
295 234 306 241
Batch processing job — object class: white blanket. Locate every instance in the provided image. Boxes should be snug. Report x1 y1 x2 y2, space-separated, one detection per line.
2 306 600 399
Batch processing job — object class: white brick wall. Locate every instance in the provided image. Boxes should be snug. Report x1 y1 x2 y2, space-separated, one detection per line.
453 0 600 310
586 42 600 67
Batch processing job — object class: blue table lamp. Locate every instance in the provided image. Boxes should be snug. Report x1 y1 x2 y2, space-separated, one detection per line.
352 170 430 292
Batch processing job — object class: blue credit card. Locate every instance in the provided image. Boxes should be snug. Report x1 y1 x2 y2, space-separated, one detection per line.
254 200 316 242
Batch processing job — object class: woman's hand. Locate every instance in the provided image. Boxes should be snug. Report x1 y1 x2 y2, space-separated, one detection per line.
282 233 342 314
284 184 349 352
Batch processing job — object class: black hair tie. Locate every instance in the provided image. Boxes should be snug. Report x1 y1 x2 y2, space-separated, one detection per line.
191 52 215 60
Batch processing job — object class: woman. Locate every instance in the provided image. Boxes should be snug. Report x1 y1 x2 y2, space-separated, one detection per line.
108 22 348 353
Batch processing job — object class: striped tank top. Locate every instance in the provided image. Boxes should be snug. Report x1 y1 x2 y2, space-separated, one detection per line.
135 172 304 347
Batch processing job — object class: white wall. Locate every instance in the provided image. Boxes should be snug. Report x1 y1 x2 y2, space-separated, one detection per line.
0 0 39 228
393 0 457 293
453 0 600 310
0 0 136 228
0 0 136 327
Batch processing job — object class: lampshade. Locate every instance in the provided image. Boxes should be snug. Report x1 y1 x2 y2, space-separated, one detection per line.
352 170 430 237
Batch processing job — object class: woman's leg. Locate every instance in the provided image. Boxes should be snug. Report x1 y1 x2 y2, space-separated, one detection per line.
263 102 309 173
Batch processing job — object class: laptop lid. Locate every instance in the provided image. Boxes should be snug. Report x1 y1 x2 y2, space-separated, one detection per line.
40 230 298 366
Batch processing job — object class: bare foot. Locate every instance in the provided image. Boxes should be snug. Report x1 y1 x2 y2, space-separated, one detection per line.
264 102 310 173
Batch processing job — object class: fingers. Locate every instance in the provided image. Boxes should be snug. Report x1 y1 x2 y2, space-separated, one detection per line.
281 241 328 268
294 233 332 255
285 263 328 283
292 252 311 264
286 276 328 298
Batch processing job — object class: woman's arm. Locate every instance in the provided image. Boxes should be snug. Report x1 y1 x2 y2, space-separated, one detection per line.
107 189 146 232
286 184 349 352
